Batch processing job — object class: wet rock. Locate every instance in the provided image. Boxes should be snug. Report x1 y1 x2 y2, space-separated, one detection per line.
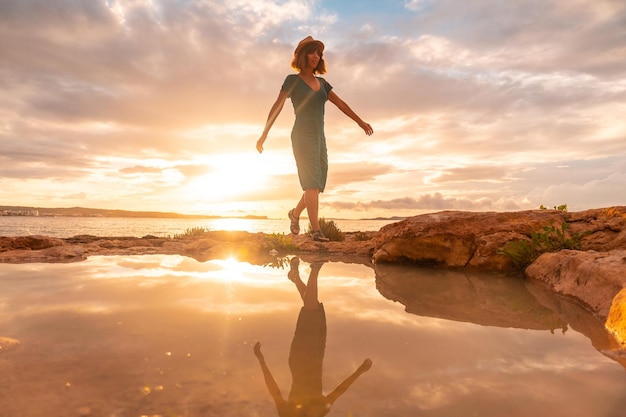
606 289 626 346
525 249 626 320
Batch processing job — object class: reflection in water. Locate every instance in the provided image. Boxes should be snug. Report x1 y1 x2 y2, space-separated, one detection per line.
254 258 372 417
1 255 625 417
375 263 626 369
375 263 568 330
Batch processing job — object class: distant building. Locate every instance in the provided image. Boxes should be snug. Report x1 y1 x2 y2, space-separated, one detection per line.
0 210 39 216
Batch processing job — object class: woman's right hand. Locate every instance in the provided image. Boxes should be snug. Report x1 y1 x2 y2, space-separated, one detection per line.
256 134 266 154
254 342 263 358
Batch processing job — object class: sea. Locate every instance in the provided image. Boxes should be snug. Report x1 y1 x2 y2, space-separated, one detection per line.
0 216 399 238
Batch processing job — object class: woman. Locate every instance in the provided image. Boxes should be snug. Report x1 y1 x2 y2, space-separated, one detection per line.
256 36 373 241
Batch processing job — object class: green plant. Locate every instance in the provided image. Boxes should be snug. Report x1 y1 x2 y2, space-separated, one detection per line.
173 226 211 238
499 220 585 269
307 218 345 241
265 232 298 252
539 204 568 212
263 255 291 269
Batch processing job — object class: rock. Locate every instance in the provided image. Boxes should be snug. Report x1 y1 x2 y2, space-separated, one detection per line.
372 206 626 271
525 249 626 320
606 289 626 346
372 210 564 270
0 235 65 251
567 206 626 251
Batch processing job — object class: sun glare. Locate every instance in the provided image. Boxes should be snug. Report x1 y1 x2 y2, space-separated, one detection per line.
185 154 269 201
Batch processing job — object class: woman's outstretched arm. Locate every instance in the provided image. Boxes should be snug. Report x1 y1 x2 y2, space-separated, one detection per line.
253 342 286 407
324 358 373 405
257 91 289 153
328 90 373 136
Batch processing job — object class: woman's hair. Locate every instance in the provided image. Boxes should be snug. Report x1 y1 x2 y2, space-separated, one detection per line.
291 43 327 74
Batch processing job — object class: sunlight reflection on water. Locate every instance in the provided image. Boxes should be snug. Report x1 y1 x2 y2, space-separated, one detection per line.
0 255 624 417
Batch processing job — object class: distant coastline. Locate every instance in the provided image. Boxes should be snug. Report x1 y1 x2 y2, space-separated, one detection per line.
0 205 266 220
0 205 406 222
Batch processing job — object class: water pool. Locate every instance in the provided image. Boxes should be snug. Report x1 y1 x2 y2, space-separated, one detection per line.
0 255 624 417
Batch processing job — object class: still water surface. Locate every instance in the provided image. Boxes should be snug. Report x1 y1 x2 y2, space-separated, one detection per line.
0 255 624 417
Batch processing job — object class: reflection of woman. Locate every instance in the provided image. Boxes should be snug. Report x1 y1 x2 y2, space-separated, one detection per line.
254 258 372 416
256 36 373 242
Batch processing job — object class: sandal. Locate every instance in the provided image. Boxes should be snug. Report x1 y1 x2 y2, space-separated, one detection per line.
310 230 329 242
288 257 300 282
288 209 300 235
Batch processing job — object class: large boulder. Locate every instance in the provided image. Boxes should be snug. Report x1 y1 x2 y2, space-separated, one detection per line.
525 249 626 320
372 210 560 270
372 207 626 271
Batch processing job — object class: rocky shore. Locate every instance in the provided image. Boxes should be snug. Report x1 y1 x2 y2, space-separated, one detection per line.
1 206 624 349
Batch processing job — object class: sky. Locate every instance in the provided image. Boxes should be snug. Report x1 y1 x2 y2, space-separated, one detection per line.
1 0 625 219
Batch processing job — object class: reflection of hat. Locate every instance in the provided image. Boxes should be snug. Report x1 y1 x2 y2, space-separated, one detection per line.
294 36 325 57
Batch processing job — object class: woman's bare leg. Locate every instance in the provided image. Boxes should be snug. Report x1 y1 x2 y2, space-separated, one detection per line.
291 188 321 231
293 193 306 218
304 188 321 231
288 257 306 301
302 262 323 311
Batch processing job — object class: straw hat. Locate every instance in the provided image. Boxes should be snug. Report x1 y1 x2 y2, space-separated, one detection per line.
294 36 325 56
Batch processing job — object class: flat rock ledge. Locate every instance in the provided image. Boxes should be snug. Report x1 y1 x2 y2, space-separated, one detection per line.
0 207 624 347
0 231 379 265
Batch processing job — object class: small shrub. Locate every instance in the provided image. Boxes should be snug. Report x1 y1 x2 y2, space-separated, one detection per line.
265 232 298 252
499 220 586 269
307 218 345 242
173 226 210 238
539 204 568 212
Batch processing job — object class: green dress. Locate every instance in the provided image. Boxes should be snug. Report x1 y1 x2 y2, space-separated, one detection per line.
281 74 333 192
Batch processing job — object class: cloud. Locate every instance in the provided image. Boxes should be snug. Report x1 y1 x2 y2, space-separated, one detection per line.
329 162 396 185
526 171 626 212
62 192 87 200
119 166 163 175
323 192 508 213
0 0 624 216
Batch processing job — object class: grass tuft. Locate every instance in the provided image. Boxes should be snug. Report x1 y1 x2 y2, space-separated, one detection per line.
173 226 210 239
498 220 587 269
265 232 298 252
